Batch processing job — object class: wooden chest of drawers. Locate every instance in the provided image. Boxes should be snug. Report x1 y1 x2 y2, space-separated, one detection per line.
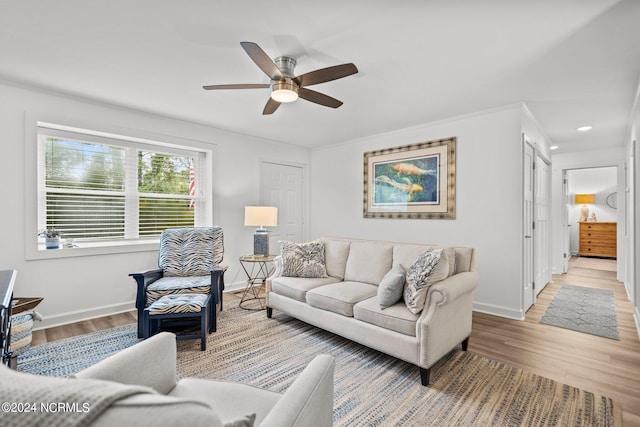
578 221 617 258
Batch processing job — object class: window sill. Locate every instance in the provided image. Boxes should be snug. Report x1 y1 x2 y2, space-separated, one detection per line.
26 239 160 260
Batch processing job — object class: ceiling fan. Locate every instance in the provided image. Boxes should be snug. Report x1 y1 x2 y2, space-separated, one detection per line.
203 41 358 115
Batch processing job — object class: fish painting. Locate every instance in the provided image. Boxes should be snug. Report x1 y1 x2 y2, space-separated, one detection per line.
392 162 435 177
375 175 423 202
372 155 439 205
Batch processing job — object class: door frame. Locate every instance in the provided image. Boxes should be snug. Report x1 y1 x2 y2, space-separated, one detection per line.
561 164 624 281
259 158 309 243
522 134 552 313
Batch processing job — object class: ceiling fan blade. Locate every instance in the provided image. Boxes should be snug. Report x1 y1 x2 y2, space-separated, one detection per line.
263 97 281 115
295 63 358 87
240 41 283 81
298 88 343 108
203 83 270 90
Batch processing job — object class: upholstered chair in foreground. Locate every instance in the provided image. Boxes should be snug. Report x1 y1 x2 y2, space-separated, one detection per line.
1 332 335 427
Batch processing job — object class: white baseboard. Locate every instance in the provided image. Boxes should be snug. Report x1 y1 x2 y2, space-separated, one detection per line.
473 302 524 320
223 280 249 293
33 301 135 331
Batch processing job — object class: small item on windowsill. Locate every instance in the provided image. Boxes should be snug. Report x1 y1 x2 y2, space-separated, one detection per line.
37 228 63 249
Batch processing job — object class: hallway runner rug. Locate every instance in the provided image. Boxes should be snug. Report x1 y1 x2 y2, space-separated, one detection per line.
19 303 621 426
541 284 619 340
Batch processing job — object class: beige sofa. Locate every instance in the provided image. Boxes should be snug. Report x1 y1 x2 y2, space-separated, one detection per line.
266 237 479 386
1 332 335 427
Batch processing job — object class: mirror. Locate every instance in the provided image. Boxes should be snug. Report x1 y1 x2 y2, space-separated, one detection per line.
606 192 617 209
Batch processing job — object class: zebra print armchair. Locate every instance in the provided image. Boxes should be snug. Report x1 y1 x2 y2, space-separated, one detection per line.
129 227 226 338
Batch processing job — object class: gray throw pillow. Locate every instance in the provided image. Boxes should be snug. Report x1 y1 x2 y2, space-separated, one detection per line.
279 240 328 278
378 265 406 309
403 248 443 314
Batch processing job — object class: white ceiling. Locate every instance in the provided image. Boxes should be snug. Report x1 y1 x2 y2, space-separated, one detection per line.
1 0 639 152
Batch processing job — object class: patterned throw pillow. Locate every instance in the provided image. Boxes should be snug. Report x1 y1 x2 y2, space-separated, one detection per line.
403 248 443 314
280 240 328 278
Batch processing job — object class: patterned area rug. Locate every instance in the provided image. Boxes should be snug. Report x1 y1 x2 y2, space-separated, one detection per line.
541 285 619 340
19 303 621 426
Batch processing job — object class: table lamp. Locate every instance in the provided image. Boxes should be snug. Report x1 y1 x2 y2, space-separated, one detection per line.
575 194 595 222
244 206 278 256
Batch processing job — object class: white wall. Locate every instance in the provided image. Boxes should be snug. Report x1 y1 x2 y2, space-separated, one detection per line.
0 81 310 328
628 84 640 335
567 167 618 254
310 105 530 319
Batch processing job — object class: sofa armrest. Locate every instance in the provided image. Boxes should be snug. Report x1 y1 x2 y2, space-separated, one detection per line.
73 332 178 395
265 255 283 294
416 272 479 367
260 354 335 427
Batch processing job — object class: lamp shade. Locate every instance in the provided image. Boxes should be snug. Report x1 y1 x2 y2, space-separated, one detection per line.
244 206 278 227
575 194 595 204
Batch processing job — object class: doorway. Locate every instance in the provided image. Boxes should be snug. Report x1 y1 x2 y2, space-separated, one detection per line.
563 166 619 274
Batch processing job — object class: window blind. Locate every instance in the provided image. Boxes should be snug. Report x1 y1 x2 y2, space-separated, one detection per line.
37 125 206 244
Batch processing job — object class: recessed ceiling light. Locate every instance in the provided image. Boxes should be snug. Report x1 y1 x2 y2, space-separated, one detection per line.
550 145 559 150
577 125 592 132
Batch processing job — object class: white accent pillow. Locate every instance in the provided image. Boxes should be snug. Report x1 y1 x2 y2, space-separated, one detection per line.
403 248 445 314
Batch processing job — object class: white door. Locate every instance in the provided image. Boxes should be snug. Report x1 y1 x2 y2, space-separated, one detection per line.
523 139 535 312
260 162 304 254
534 155 551 295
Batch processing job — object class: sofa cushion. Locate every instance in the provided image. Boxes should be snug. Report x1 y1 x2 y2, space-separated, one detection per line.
92 394 224 427
146 276 212 305
321 238 351 280
353 297 419 337
343 241 393 285
280 240 328 278
170 378 280 427
306 282 378 317
271 276 340 302
404 248 444 314
377 265 406 309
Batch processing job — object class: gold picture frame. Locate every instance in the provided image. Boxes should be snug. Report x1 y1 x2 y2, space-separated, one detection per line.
363 137 456 219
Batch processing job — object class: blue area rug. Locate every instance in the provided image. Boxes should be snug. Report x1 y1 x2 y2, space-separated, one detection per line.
540 285 619 340
18 325 139 376
18 303 620 426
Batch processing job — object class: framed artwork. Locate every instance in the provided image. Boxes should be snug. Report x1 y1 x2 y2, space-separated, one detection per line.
363 137 456 219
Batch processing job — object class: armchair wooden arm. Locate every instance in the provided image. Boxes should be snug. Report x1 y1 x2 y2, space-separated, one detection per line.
129 269 163 338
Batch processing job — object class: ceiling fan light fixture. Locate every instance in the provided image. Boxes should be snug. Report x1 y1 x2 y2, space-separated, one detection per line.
270 80 299 103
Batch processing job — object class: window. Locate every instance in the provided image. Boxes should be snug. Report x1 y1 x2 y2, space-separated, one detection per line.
36 124 208 249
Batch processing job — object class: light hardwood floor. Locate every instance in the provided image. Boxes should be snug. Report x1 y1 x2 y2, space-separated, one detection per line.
31 258 640 425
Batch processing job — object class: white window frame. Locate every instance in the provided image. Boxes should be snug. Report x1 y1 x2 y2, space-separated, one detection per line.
25 114 214 260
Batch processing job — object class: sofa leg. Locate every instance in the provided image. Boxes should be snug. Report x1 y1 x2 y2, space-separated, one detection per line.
420 367 430 386
461 337 469 351
266 307 273 318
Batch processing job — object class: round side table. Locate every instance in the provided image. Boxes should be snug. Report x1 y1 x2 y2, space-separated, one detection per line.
238 255 276 310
